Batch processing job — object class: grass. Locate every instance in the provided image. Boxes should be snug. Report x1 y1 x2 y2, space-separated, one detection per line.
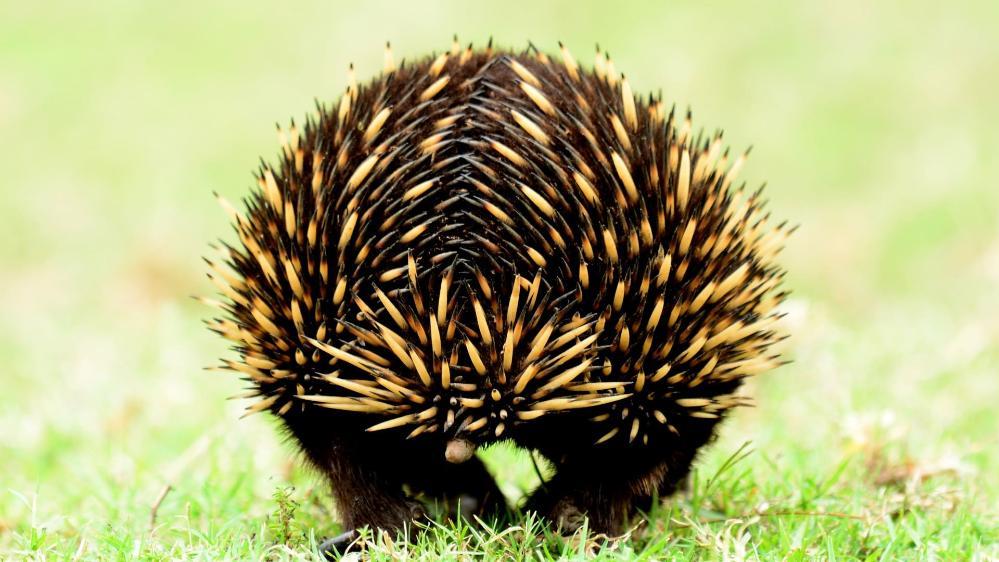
1 0 998 559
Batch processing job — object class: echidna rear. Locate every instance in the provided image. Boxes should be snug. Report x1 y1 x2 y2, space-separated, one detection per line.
205 40 789 553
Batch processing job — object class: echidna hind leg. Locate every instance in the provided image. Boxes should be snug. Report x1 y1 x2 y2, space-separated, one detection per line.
305 433 506 557
525 450 679 536
290 429 425 557
314 463 423 559
525 472 633 535
324 453 426 535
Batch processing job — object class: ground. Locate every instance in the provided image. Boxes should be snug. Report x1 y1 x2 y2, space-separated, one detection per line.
1 0 997 559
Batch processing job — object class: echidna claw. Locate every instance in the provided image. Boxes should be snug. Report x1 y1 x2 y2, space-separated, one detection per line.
319 529 358 560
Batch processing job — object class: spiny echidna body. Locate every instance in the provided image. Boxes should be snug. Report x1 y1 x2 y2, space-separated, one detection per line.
206 40 789 550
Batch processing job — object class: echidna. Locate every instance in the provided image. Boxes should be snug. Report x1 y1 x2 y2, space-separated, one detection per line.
205 40 789 554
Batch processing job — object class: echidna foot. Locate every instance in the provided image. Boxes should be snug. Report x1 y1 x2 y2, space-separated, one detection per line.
548 496 587 534
318 529 358 559
320 500 425 560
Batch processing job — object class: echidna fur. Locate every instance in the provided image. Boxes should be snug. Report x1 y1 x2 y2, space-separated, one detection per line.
205 40 790 550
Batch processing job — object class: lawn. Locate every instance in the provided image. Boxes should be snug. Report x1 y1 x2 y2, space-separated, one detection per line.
1 0 997 559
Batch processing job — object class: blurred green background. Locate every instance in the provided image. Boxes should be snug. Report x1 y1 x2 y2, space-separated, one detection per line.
2 0 997 558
